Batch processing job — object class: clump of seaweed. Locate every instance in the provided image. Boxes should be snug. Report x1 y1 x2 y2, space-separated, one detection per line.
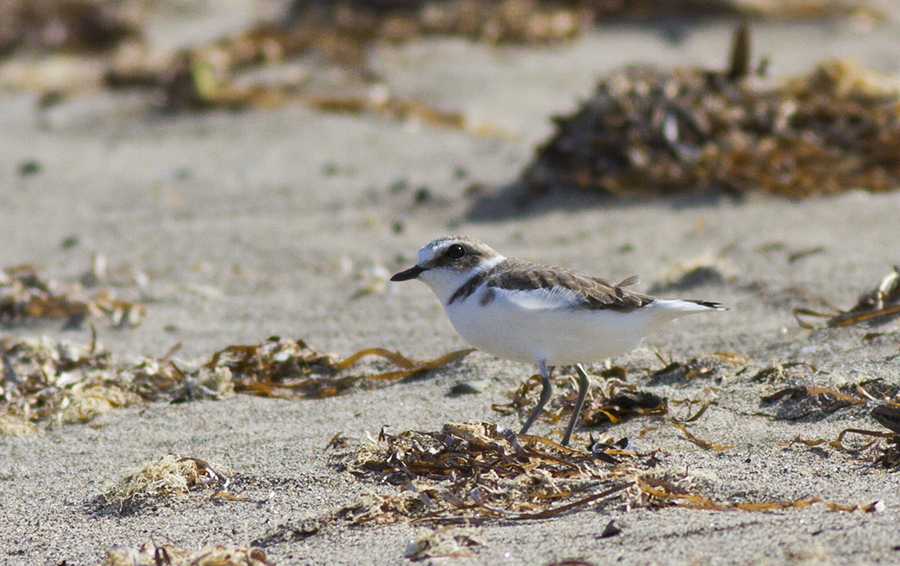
794 267 900 328
492 355 734 448
204 336 472 399
337 421 639 523
403 527 485 561
785 393 900 470
0 335 138 432
100 541 272 566
521 25 900 199
9 0 881 126
0 335 471 433
327 420 877 524
0 0 139 56
100 454 230 513
0 264 145 328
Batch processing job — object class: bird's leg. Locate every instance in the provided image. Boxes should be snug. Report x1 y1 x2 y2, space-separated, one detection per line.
561 363 591 446
520 360 552 435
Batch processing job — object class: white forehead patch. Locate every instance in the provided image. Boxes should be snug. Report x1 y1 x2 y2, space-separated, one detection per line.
417 238 452 264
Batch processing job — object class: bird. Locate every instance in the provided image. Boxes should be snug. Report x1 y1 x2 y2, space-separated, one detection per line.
391 236 725 446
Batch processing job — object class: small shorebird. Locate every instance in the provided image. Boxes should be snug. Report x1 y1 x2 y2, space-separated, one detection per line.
391 236 725 446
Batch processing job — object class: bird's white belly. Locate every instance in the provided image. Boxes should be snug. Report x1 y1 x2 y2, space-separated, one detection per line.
446 290 657 366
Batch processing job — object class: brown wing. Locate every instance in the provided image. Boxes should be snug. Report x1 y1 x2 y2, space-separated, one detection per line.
486 259 654 312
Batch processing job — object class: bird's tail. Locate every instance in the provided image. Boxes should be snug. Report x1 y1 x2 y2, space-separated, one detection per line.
650 299 727 322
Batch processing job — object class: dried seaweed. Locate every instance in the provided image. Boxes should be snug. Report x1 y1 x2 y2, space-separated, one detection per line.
100 454 230 512
0 335 471 432
493 358 728 432
635 473 881 512
338 421 639 523
522 25 900 200
0 264 145 328
205 337 473 399
404 527 484 561
100 541 272 566
794 267 900 328
0 0 138 57
761 385 866 420
21 0 855 122
335 421 870 524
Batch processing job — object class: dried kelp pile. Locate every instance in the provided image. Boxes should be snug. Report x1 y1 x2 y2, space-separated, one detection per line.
493 356 731 432
100 541 273 566
3 0 885 123
0 0 138 56
0 264 145 328
0 336 137 434
205 337 472 399
329 421 878 525
0 335 471 434
100 454 230 513
338 421 640 523
522 27 900 199
789 405 900 470
795 266 900 328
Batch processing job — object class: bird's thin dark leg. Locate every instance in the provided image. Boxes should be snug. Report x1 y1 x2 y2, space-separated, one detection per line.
520 360 552 435
561 363 591 446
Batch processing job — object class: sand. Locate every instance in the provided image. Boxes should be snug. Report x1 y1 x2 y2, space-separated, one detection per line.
2 2 900 565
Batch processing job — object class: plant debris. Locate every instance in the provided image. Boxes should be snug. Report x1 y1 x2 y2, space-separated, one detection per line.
329 421 872 524
0 335 471 433
794 267 900 328
521 25 900 200
100 541 273 566
493 357 728 431
338 421 637 522
761 385 867 420
404 527 484 561
5 0 885 126
0 264 145 328
0 0 139 57
205 337 473 399
100 454 230 512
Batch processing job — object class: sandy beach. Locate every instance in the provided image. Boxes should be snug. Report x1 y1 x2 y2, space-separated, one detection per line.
3 2 900 564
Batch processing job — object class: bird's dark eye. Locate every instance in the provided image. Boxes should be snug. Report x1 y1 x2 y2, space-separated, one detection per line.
446 244 466 260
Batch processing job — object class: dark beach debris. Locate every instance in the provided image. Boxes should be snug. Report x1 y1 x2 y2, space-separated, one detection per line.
647 351 746 386
749 362 823 383
790 426 898 470
794 267 900 328
0 0 139 57
0 263 145 328
0 335 472 433
785 401 900 469
761 385 867 421
639 419 734 451
871 403 900 434
3 0 881 62
338 421 637 522
492 356 736 448
205 337 473 399
99 453 231 513
403 527 485 561
99 541 273 566
583 391 668 426
328 421 876 524
521 24 900 200
7 1 884 127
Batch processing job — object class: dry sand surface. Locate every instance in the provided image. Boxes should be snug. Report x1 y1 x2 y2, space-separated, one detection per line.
3 3 900 565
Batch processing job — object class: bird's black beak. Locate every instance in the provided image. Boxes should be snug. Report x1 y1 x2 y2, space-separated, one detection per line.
391 265 426 281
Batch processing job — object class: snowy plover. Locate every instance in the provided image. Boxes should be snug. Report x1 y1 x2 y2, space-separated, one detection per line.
391 236 725 446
